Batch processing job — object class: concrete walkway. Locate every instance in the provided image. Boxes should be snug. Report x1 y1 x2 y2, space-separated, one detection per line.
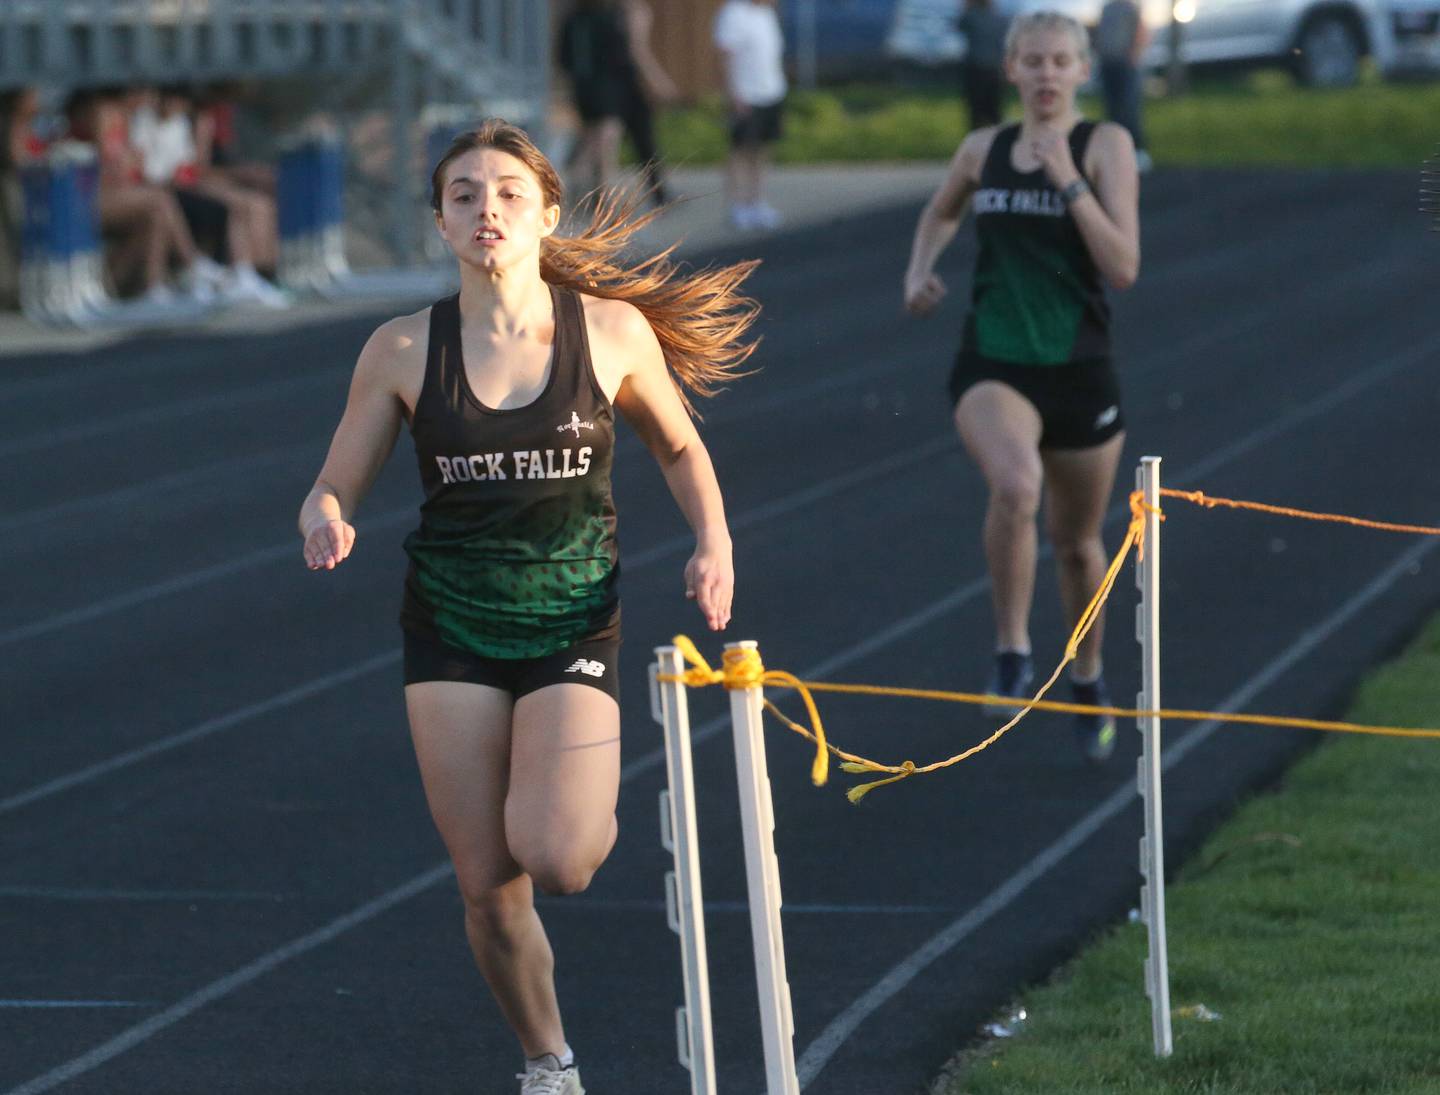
0 162 947 360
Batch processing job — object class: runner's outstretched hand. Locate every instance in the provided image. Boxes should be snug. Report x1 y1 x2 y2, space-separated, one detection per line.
303 518 356 571
904 271 947 316
685 547 733 631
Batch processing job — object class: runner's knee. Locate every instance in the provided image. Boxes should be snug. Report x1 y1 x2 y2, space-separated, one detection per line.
1049 529 1103 569
988 471 1041 520
523 854 599 897
457 874 531 936
513 828 613 896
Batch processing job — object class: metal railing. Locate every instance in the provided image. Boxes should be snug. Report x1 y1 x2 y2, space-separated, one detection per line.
2 0 550 291
0 0 547 109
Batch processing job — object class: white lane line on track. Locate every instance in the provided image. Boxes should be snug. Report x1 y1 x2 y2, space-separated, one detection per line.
8 324 1436 1095
0 345 931 548
12 535 1432 1095
0 653 399 816
4 234 1414 651
0 167 1267 405
1 865 455 1095
791 530 1440 1091
0 379 937 648
0 430 957 650
0 1001 151 1010
0 444 322 537
625 432 958 569
1129 252 1403 383
0 373 339 460
0 887 286 903
11 309 1440 1095
0 434 962 812
0 517 412 651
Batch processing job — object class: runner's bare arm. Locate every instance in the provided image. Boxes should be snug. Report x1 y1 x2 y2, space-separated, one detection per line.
904 130 989 316
1069 122 1141 289
298 315 417 570
599 300 734 631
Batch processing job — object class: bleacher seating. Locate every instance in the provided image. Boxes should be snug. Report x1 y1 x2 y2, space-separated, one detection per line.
0 0 550 325
0 1 548 111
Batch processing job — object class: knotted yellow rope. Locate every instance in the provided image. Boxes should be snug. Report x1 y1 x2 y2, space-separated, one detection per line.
671 635 832 786
659 488 1440 803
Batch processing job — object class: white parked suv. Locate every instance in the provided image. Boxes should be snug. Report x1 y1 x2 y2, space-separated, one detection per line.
1139 0 1440 86
886 0 1440 85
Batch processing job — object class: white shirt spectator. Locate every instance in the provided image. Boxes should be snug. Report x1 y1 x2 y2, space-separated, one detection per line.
713 1 787 108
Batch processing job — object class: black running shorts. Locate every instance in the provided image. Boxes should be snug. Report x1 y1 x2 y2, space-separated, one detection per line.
730 100 784 147
403 632 621 703
949 351 1124 450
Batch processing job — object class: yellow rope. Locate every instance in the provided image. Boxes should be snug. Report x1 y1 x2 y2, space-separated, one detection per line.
671 636 831 786
658 488 1440 802
1160 488 1440 536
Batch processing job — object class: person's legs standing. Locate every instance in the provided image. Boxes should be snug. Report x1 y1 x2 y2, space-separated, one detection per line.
620 84 667 206
572 115 623 200
748 103 784 228
1101 60 1146 160
726 108 761 228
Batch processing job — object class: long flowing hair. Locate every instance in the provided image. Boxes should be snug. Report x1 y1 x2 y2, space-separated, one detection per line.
430 119 761 416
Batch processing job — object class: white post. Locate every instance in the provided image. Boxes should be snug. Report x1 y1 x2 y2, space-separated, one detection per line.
1135 457 1173 1057
650 647 717 1094
724 640 800 1095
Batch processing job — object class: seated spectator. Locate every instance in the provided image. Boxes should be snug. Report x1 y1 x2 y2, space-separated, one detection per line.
64 87 227 305
0 87 47 309
194 82 277 197
2 87 49 167
131 85 287 307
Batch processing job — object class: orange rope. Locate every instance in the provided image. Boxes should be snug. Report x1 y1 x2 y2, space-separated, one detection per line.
658 486 1440 803
1160 489 1440 537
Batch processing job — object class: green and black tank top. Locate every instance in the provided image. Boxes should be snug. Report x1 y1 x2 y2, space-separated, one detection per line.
963 121 1110 366
400 285 620 659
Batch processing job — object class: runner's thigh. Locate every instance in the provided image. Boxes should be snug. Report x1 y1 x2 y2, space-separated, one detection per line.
405 681 518 890
506 684 620 862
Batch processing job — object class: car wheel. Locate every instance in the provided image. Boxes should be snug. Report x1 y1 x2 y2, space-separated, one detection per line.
1295 15 1361 87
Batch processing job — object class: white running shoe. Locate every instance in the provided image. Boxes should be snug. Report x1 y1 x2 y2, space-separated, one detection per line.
179 264 220 304
517 1057 584 1094
139 283 180 307
191 254 230 288
224 265 293 310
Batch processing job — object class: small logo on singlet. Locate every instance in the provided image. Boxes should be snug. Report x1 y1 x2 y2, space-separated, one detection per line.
557 411 595 438
565 658 607 678
1094 405 1119 430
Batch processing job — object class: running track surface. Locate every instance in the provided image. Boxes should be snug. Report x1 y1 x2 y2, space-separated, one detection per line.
3 169 1438 1095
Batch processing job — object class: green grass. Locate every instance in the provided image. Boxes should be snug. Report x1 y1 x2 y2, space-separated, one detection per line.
931 614 1440 1094
654 71 1440 169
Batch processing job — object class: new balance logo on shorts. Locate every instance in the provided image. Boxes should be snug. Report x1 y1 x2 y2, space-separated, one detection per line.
565 658 607 678
1093 405 1119 430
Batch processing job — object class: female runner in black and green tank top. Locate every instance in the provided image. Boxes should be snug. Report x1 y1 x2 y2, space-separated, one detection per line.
903 11 1141 764
297 121 759 1095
